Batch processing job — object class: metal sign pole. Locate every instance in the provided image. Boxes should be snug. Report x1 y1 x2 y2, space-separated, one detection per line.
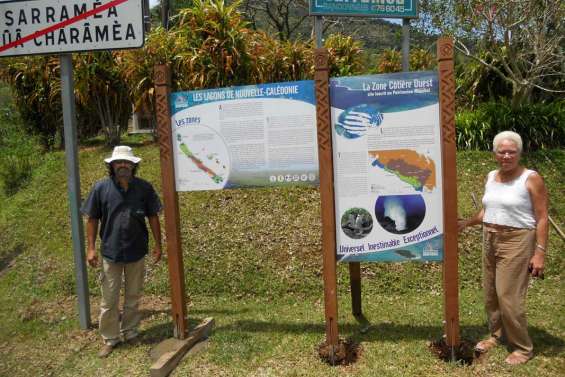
402 18 410 72
60 53 91 330
315 16 323 48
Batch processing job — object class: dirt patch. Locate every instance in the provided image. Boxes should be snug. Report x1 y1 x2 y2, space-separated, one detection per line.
0 244 23 278
17 294 171 326
317 338 362 366
428 338 475 365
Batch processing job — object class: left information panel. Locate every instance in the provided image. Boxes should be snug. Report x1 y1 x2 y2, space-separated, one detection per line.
171 80 319 191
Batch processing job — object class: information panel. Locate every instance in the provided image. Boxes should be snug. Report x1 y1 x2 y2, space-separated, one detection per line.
310 0 418 18
170 80 319 191
331 71 443 262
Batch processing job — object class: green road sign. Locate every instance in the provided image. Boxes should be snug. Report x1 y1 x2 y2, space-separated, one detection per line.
310 0 418 18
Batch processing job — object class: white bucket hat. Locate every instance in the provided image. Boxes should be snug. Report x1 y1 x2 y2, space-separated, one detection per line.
104 145 142 164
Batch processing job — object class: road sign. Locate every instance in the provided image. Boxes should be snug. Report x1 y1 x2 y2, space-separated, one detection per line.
310 0 418 18
0 0 145 57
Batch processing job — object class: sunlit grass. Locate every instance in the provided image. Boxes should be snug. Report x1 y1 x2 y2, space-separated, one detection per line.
0 137 563 376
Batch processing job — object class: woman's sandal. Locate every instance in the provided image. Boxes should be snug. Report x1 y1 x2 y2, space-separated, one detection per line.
474 337 499 353
505 351 532 365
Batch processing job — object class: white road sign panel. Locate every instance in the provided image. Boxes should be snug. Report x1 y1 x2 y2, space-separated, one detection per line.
0 0 144 57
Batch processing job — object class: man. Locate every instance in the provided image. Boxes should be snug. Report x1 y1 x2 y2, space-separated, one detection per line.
81 145 162 358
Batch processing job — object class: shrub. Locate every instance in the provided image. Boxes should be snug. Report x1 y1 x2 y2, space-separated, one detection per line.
0 154 34 196
376 48 402 73
455 52 512 110
119 0 369 116
0 105 39 196
456 100 565 151
0 56 63 150
409 48 435 71
325 34 365 77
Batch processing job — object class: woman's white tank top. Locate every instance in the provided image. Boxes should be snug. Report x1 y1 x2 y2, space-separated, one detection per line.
482 169 537 229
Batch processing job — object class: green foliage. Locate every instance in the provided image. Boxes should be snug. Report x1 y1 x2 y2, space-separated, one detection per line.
120 0 369 114
456 100 565 151
250 32 313 82
0 57 62 149
0 103 39 196
419 0 565 107
174 0 255 89
455 52 512 109
1 52 130 148
74 52 132 146
409 48 435 71
119 26 178 119
374 48 435 74
376 48 402 73
324 34 365 77
120 0 256 114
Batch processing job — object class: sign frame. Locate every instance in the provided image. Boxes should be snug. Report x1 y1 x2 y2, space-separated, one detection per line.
314 37 459 355
169 81 320 192
330 71 444 264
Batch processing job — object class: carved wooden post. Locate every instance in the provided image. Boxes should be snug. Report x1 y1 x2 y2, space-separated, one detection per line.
154 65 188 339
437 37 460 347
314 49 339 347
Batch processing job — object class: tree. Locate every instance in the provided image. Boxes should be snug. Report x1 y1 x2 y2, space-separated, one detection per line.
74 52 132 146
418 0 564 107
240 0 310 40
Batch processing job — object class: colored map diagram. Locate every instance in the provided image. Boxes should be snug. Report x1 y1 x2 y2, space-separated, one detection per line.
177 134 223 184
369 149 436 192
174 124 230 191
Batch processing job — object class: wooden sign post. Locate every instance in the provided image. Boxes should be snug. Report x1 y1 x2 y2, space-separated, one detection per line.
437 37 460 348
151 65 214 376
314 49 339 348
154 64 189 339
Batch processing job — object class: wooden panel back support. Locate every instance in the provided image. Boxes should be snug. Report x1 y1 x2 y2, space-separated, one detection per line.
154 65 189 339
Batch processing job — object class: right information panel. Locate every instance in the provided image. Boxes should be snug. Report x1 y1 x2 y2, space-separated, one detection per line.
331 71 444 263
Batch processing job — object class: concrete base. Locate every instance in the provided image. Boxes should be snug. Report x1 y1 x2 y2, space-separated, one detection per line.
149 317 214 377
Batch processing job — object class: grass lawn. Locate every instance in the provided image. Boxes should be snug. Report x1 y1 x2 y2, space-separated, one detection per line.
0 136 563 376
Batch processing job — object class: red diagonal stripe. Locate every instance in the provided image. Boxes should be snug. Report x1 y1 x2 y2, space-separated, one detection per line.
0 0 129 53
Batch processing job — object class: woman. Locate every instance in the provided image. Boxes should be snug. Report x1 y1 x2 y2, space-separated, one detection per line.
458 131 548 365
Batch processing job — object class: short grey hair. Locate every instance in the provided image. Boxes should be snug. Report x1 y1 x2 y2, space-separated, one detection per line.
493 131 523 154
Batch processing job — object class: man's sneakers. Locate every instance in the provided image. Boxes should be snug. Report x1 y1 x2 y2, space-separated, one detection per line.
98 343 114 358
98 333 139 358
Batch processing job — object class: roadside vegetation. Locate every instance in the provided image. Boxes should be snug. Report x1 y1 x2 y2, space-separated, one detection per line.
0 1 563 375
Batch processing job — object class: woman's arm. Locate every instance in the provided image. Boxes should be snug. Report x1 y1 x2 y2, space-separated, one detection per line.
526 172 549 277
458 208 484 232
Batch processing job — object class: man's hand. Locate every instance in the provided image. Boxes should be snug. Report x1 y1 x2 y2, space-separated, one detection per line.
529 251 545 279
87 247 99 268
152 245 162 264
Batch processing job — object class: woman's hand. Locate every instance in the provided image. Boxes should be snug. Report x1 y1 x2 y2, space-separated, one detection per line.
529 251 545 278
458 208 484 233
